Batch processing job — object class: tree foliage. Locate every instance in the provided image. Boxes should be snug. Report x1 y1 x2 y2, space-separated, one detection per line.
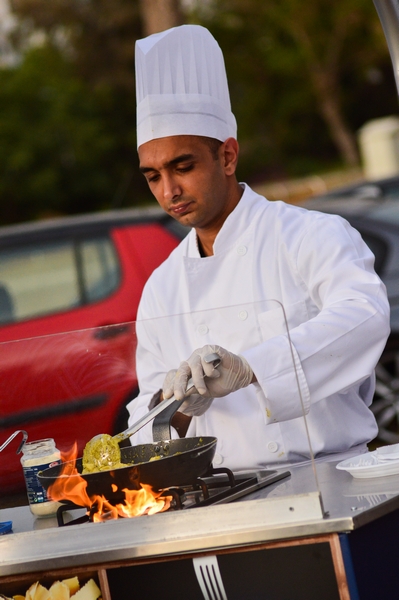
10 0 141 90
0 43 148 224
191 0 398 179
0 0 397 223
0 0 188 224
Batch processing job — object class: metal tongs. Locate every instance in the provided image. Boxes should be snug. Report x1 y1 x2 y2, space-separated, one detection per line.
90 352 221 446
0 430 28 454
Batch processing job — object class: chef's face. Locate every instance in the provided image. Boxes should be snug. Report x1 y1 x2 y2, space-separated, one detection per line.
138 135 240 232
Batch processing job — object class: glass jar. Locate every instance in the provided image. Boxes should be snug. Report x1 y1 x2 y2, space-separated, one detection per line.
20 438 62 517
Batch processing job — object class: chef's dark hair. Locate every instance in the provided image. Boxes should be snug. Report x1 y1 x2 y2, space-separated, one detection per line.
201 137 223 160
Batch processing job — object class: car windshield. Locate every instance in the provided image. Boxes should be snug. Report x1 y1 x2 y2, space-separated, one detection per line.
367 200 399 225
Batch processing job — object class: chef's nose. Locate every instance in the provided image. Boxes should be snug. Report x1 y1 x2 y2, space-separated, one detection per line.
163 174 181 200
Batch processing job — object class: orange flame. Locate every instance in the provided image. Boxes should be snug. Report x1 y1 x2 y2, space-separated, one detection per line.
48 443 172 520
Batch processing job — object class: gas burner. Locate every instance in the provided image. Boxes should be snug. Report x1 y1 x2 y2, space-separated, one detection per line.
56 467 290 526
57 502 90 526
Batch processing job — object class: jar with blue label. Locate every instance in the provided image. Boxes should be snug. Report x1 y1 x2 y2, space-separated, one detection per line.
20 438 62 517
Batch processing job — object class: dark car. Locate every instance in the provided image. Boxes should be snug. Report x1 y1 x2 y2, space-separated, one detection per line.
303 175 399 444
0 207 188 496
304 175 399 205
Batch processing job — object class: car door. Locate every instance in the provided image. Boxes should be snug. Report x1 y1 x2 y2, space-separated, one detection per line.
0 219 182 495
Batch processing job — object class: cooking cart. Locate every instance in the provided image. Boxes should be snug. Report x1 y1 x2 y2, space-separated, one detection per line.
1 305 397 599
2 459 399 600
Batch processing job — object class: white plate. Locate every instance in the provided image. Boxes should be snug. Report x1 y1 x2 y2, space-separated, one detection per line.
375 443 399 461
336 451 399 479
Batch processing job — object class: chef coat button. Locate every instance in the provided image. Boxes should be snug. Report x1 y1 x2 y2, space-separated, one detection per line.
267 441 278 453
238 310 248 321
197 324 209 335
213 453 223 465
236 245 247 256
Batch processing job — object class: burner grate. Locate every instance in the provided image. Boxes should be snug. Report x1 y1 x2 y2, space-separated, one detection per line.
56 468 290 526
184 467 290 508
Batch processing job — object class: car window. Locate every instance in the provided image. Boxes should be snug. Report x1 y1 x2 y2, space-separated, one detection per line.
81 238 120 302
0 235 120 324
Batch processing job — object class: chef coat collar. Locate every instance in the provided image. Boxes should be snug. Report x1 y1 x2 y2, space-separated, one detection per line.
187 183 264 258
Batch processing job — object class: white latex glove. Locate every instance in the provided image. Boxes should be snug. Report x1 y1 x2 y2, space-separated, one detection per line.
164 345 254 401
162 369 214 416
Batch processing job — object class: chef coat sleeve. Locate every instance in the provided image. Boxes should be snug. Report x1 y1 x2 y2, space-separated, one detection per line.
242 213 390 423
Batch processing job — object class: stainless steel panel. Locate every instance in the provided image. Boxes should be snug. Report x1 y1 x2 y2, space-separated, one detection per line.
2 460 399 577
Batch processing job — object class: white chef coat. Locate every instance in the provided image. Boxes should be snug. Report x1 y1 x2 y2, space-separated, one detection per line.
127 183 390 470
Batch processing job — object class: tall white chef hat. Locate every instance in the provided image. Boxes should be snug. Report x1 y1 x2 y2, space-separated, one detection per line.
135 24 237 148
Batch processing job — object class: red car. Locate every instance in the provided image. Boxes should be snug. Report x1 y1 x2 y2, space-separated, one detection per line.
0 207 186 496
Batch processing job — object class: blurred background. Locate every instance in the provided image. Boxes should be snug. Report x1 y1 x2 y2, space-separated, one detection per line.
0 0 398 224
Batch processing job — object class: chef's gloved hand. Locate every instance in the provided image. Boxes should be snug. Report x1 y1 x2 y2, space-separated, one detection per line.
164 344 254 401
162 369 214 416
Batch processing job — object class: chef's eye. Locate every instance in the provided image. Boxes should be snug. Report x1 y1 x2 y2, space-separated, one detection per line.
146 173 160 183
177 164 194 173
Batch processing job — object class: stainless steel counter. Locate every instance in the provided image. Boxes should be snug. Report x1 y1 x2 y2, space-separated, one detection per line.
1 460 399 577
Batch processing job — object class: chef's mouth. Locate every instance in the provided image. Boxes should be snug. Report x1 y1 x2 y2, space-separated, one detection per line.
170 200 193 215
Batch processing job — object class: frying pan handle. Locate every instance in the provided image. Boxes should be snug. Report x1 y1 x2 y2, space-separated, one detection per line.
152 399 185 441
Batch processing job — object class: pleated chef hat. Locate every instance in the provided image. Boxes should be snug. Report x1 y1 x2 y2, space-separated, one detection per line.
135 24 237 148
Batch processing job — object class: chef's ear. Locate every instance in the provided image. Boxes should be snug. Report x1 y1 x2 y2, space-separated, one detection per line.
222 137 239 175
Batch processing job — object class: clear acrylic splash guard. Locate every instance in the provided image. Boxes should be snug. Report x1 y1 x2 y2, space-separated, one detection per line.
0 299 324 522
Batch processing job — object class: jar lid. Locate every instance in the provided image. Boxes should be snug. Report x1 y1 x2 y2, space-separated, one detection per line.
21 438 55 454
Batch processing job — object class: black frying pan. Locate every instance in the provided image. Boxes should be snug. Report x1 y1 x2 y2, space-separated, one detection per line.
38 399 217 502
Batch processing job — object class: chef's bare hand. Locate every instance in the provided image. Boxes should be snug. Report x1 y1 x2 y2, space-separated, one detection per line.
164 344 255 401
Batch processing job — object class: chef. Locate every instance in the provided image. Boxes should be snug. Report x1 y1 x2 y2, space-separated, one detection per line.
127 24 390 469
